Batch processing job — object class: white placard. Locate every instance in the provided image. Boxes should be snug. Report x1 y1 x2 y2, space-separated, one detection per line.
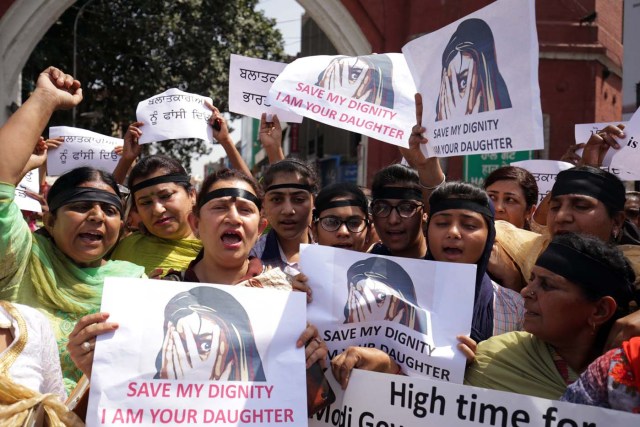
402 0 543 157
15 169 41 213
269 53 416 148
572 122 629 178
309 369 638 427
136 88 214 145
229 54 303 123
87 278 307 427
511 160 574 204
602 107 640 180
301 245 475 384
47 127 123 176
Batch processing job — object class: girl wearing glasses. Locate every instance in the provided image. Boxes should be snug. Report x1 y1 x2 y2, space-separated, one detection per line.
368 164 428 259
312 183 371 252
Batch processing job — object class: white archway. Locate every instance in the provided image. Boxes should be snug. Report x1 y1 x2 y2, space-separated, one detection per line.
0 0 370 124
296 0 371 56
0 0 76 123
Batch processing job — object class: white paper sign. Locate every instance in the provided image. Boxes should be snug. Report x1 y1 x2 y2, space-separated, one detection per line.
15 169 41 213
136 88 214 145
309 369 638 427
603 108 640 180
511 160 574 204
229 54 303 123
269 53 416 148
87 278 307 427
572 122 629 178
301 245 475 384
402 0 543 157
47 127 123 176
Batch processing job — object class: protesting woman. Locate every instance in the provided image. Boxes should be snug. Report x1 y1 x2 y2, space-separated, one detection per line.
312 182 371 252
484 166 538 230
250 159 318 273
465 233 636 399
0 67 145 393
68 168 326 379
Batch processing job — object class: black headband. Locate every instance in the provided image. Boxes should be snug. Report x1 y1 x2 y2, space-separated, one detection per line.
48 187 123 215
265 183 313 193
130 173 191 195
536 240 632 304
429 198 494 219
372 187 423 201
197 188 261 210
313 199 367 219
552 169 625 212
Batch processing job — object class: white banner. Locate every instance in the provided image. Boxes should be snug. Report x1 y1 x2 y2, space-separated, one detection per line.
310 369 638 427
511 160 574 204
301 245 475 384
87 278 307 427
269 53 416 148
15 169 41 213
229 54 303 123
402 0 543 157
136 88 214 145
47 127 123 176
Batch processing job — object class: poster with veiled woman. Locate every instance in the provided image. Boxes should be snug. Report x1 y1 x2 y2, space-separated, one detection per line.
87 278 307 427
402 0 543 158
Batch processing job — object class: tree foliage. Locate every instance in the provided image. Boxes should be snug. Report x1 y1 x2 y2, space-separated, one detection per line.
23 0 285 172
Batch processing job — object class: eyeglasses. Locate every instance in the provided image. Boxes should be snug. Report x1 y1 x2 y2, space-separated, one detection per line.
317 216 368 233
371 201 423 218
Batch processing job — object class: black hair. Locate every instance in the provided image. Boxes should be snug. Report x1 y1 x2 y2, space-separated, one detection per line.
127 155 192 197
555 165 624 218
262 158 318 193
371 164 420 195
547 232 637 351
47 167 121 215
484 166 538 209
313 182 368 220
429 181 492 210
195 168 262 216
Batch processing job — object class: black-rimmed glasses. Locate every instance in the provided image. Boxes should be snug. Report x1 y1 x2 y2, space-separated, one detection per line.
317 216 368 233
371 200 423 218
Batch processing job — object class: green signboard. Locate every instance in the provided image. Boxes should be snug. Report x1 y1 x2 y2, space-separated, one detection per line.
463 151 533 185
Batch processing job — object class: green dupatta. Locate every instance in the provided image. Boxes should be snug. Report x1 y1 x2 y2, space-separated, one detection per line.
464 331 578 399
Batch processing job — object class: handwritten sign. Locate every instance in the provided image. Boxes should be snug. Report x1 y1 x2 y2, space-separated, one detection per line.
607 107 640 179
15 169 41 213
511 160 574 204
87 277 307 427
47 127 123 176
301 245 475 384
136 88 214 145
402 0 543 157
229 54 303 123
573 121 630 178
269 53 416 148
309 369 638 427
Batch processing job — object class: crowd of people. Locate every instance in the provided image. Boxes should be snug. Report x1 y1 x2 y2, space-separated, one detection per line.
0 66 639 424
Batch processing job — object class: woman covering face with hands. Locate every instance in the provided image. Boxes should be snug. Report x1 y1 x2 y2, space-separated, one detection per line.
156 286 265 382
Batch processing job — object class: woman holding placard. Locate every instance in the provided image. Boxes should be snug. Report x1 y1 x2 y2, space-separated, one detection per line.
68 168 326 381
0 67 145 393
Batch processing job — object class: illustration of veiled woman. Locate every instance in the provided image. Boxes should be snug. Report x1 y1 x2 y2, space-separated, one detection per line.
343 257 428 334
315 54 395 108
155 286 266 381
436 18 512 121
